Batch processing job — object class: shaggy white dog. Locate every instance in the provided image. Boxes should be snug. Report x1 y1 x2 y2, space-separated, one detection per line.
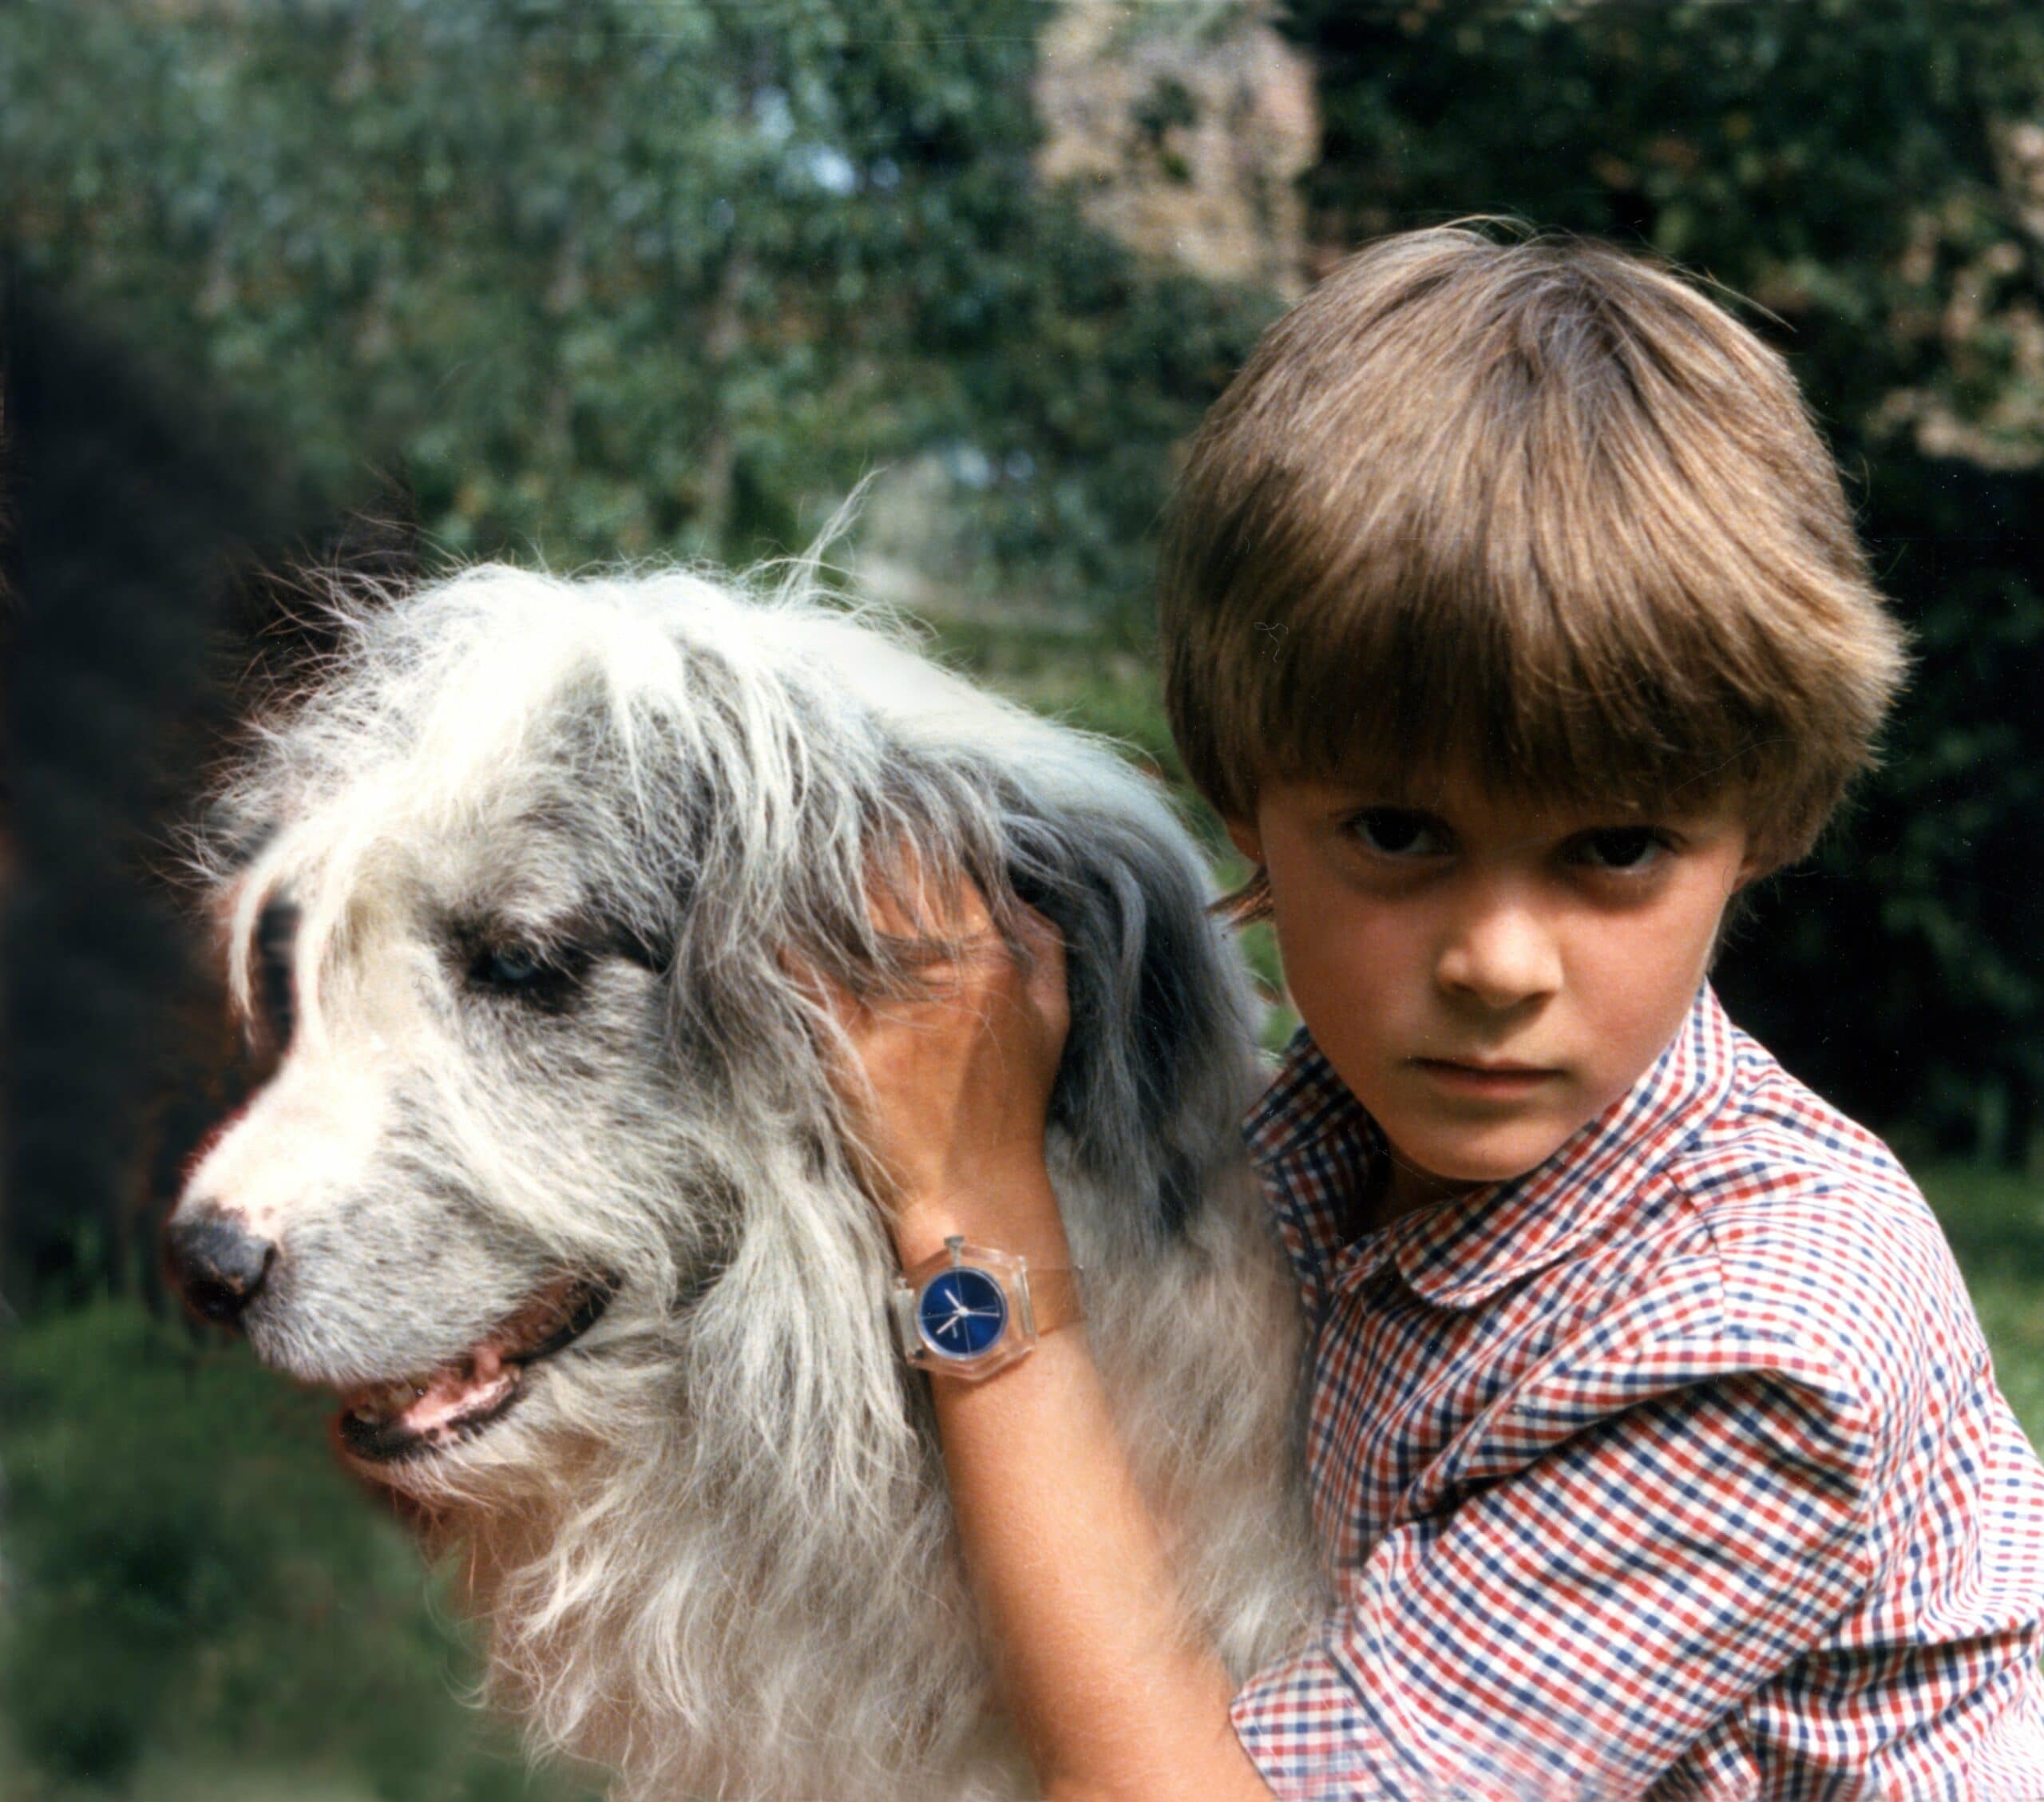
166 563 1319 1801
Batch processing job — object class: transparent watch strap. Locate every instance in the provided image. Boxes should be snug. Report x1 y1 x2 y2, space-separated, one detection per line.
1024 1265 1083 1336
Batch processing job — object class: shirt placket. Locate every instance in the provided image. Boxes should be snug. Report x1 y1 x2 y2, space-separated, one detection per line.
1305 1230 1419 1575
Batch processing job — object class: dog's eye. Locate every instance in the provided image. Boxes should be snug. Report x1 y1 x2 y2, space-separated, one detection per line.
256 898 299 1048
472 943 546 989
486 947 543 984
465 940 587 1010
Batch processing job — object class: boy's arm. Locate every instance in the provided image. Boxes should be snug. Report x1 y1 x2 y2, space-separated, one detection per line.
913 1219 1272 1801
822 883 1272 1802
818 880 2010 1796
1229 1356 1880 1793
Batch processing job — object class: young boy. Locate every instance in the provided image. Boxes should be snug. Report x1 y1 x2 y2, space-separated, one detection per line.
830 228 2044 1798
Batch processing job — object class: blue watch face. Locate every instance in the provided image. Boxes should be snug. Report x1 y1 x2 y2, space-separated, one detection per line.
915 1265 1009 1359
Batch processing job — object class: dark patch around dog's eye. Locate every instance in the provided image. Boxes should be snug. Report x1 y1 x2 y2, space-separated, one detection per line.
464 938 591 1012
256 897 299 1050
449 909 666 1016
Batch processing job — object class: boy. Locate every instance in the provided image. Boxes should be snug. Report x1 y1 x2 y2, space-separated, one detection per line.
827 228 2044 1797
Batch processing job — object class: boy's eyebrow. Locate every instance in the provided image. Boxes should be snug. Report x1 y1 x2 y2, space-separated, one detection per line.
1295 762 1436 802
1305 769 1740 830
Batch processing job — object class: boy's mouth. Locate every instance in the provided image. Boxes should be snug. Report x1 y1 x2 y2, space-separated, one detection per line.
1412 1058 1559 1096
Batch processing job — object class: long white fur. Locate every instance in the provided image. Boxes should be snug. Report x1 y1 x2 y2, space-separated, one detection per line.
175 562 1321 1801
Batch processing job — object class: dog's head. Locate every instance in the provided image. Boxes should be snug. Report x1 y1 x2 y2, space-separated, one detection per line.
167 564 1256 1495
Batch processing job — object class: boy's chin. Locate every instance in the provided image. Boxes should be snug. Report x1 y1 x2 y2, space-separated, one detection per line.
1384 1115 1584 1195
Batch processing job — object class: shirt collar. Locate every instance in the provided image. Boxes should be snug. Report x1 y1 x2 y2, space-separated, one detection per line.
1245 984 1739 1310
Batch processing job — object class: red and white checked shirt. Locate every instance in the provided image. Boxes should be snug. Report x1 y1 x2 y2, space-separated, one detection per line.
1229 984 2044 1799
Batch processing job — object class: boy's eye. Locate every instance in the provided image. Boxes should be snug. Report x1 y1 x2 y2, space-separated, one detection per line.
1349 808 1447 857
1574 827 1670 872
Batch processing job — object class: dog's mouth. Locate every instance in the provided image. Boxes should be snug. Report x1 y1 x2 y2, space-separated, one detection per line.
335 1273 615 1464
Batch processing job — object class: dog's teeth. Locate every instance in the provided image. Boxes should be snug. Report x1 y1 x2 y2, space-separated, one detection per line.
346 1375 433 1424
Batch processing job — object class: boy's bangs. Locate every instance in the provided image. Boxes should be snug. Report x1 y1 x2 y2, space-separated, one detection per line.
1163 229 1908 869
1255 549 1784 827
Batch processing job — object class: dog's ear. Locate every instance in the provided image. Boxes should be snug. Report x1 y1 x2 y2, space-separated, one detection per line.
1006 798 1254 1242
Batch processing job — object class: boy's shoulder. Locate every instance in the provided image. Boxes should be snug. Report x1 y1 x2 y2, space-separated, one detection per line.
1626 1015 1985 1428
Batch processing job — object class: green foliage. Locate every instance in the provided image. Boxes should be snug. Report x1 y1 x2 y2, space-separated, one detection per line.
1286 0 2044 1162
0 0 1273 618
0 1304 597 1800
1919 1163 2044 1449
13 0 2033 1151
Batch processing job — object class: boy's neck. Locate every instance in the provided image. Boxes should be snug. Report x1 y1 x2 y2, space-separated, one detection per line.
1353 1155 1483 1238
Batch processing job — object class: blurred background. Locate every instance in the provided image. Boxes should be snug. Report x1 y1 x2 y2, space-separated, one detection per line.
2 2 2042 1796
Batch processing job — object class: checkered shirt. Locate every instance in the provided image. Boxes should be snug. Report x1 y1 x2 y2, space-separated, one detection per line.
1230 984 2044 1800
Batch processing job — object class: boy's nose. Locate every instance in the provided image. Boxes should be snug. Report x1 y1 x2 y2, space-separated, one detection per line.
1434 896 1563 1009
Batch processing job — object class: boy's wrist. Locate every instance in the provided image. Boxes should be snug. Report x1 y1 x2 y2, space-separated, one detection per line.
885 1173 1072 1272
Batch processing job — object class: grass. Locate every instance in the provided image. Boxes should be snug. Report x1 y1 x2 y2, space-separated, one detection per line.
0 1303 604 1802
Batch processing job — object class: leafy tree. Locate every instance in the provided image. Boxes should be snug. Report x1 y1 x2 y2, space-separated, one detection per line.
0 0 1270 615
0 0 1279 1309
7 0 2042 1197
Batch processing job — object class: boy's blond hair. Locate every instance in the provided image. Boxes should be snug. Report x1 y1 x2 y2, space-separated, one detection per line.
1159 225 1907 874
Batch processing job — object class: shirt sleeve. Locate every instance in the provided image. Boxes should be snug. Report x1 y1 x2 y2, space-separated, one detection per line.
1230 1361 1876 1800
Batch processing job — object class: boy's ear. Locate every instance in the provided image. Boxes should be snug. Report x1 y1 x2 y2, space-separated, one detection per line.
1223 817 1264 865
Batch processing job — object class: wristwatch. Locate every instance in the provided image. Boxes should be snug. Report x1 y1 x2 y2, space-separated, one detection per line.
891 1235 1084 1380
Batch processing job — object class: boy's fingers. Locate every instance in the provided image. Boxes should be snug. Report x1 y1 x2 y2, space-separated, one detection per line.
1012 901 1070 1029
866 849 996 945
782 840 1066 1028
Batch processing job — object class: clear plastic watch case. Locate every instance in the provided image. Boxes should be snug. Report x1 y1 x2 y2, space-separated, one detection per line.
891 1236 1040 1380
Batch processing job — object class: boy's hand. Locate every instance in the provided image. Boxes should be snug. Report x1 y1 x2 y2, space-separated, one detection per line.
810 865 1270 1802
813 864 1072 1266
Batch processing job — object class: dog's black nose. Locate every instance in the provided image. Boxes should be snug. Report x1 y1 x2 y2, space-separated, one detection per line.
167 1207 275 1324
